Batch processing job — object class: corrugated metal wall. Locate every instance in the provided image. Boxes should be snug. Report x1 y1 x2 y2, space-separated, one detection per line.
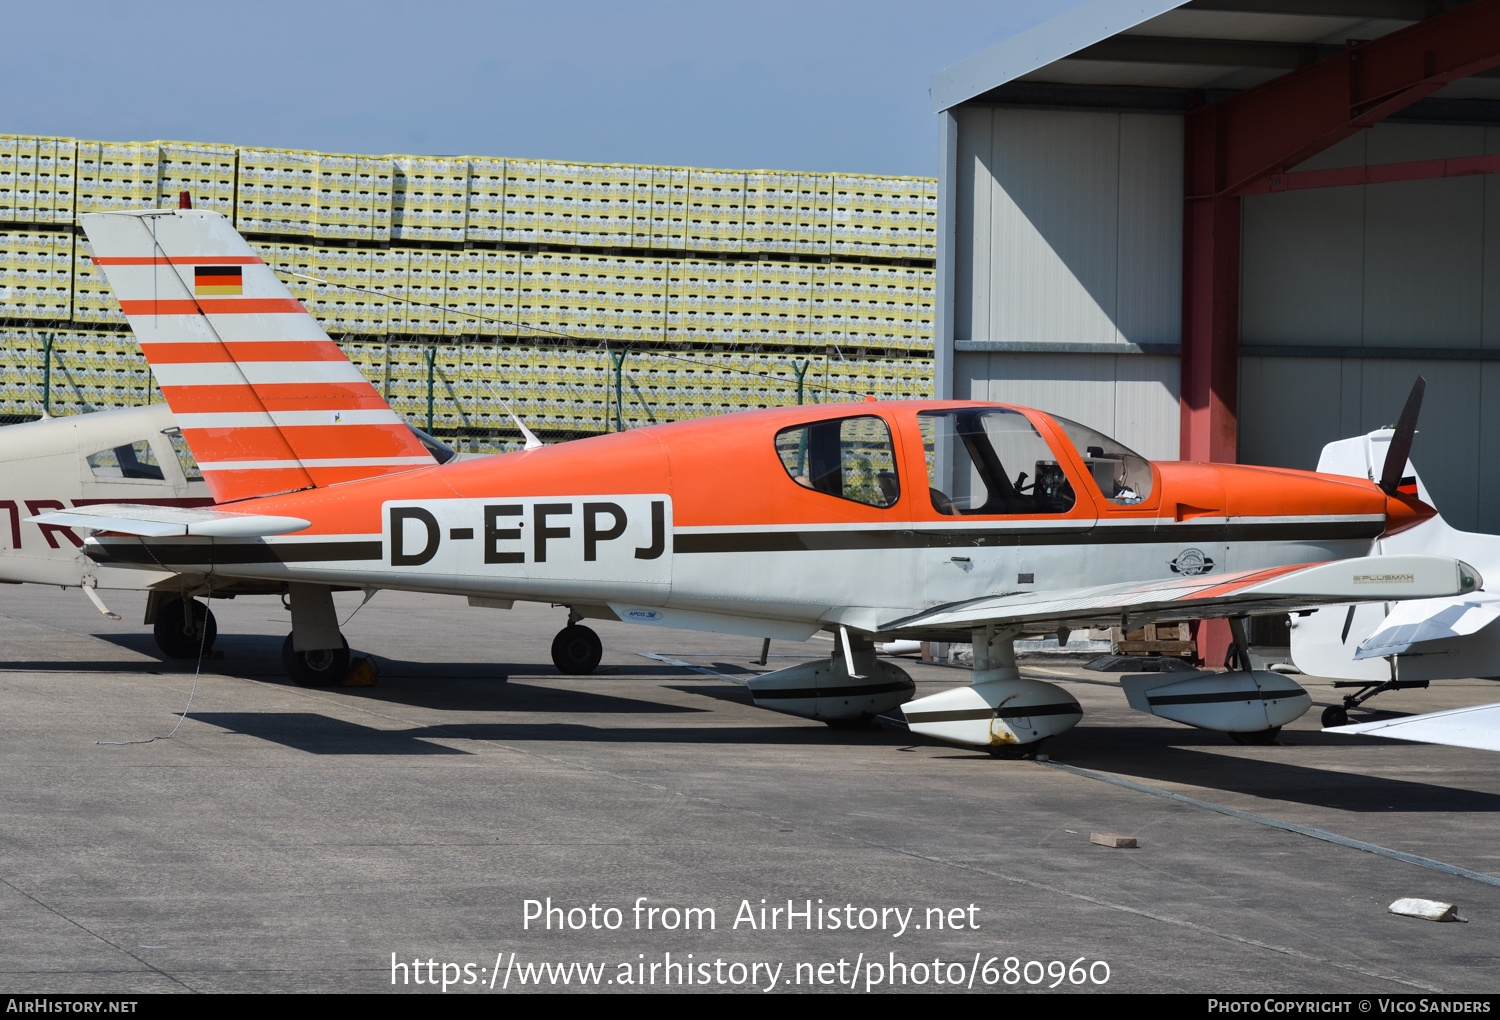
1239 122 1500 532
1240 357 1499 532
946 105 1183 458
953 107 1182 346
955 350 1180 460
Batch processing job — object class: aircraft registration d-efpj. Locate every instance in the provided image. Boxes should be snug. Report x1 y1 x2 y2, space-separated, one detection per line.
27 208 1485 754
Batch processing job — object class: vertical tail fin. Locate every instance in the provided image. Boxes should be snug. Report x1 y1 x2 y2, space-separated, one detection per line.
80 209 434 503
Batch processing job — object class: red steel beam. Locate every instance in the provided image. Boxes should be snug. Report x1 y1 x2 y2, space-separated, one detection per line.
1181 0 1500 466
1242 153 1500 195
1180 1 1500 667
1209 0 1500 200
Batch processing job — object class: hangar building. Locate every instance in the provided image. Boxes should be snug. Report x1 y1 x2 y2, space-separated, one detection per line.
931 0 1500 534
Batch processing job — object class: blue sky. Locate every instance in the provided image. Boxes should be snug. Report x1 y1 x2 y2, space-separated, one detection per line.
0 1 1078 177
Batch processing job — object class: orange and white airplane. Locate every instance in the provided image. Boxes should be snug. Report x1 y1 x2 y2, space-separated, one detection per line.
27 209 1485 753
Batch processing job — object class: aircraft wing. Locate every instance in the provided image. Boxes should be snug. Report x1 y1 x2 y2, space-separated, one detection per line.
878 554 1481 638
1327 702 1500 753
1352 595 1500 659
26 503 311 538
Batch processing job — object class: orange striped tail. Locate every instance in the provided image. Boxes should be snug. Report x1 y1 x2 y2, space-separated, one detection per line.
80 209 434 503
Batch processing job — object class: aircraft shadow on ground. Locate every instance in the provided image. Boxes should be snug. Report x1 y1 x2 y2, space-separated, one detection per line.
86 633 703 683
189 712 871 754
1050 725 1500 813
663 683 756 705
337 680 705 715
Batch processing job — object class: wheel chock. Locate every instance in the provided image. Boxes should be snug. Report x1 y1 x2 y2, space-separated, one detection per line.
342 656 379 687
1090 832 1138 848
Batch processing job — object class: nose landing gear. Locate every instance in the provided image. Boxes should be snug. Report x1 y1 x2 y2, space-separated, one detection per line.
153 597 218 659
282 634 351 688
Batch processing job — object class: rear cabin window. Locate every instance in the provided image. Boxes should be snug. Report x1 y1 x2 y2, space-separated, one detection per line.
162 428 204 481
775 414 899 508
919 408 1075 515
86 440 164 480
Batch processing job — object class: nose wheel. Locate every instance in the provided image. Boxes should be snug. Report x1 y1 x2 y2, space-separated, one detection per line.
551 624 603 675
154 598 218 659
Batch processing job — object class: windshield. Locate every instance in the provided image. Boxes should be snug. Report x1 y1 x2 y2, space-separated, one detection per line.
1048 416 1153 505
919 408 1075 515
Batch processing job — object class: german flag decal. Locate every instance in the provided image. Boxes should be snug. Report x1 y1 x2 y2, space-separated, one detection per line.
194 265 243 296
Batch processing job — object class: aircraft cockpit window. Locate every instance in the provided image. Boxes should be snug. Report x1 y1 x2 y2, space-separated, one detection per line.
161 428 204 481
86 440 165 481
775 414 899 508
919 409 1075 515
1048 416 1153 506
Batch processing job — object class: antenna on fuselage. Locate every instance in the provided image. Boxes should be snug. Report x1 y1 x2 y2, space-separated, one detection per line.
1378 375 1425 497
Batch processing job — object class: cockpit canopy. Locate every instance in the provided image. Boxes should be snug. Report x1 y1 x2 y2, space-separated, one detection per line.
772 404 1154 515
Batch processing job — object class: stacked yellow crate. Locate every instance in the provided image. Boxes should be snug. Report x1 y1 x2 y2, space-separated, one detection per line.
745 172 798 256
795 173 833 256
0 329 41 414
235 148 316 236
314 152 386 243
466 157 505 243
367 249 406 334
641 167 687 250
393 156 467 243
588 165 636 248
252 240 315 321
0 136 75 225
75 140 158 219
686 169 745 253
0 229 73 322
70 236 123 326
157 141 235 217
668 257 704 345
537 162 581 246
447 249 485 337
920 179 938 257
403 249 451 335
309 248 362 332
0 137 19 222
501 159 539 243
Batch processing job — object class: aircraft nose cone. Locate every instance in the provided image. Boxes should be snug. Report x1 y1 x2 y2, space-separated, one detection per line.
1382 491 1436 537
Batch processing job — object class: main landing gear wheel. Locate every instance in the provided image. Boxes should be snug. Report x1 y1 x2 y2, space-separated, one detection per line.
1230 727 1281 746
1321 705 1350 728
281 634 350 688
154 598 217 659
551 624 603 675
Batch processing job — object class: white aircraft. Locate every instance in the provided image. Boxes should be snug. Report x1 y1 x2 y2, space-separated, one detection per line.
0 401 458 659
20 208 1484 757
1284 413 1500 751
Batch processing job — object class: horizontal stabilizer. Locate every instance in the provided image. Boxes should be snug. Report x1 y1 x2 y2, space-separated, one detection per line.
1353 596 1500 659
879 555 1483 637
1328 702 1500 753
26 503 311 538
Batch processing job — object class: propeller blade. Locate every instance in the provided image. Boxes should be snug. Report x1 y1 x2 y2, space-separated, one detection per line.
1379 375 1425 496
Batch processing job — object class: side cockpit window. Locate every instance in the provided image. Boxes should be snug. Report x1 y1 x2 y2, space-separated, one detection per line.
775 414 899 508
86 440 164 480
1048 416 1153 505
920 408 1075 515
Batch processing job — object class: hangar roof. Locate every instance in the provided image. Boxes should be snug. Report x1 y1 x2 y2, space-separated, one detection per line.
932 0 1500 117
